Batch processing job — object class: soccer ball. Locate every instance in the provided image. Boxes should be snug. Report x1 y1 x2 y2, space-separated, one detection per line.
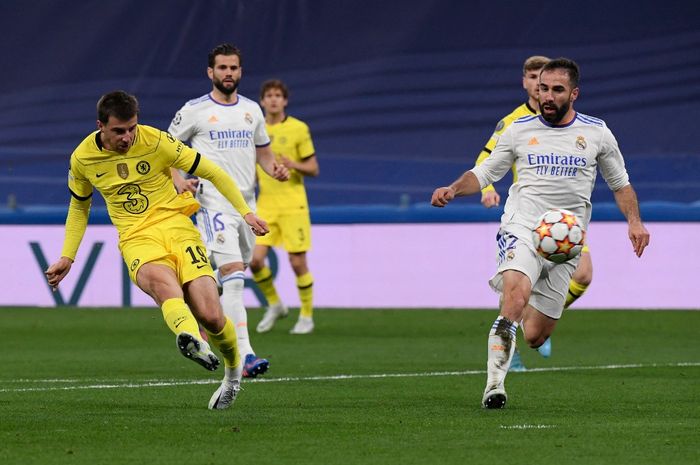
532 209 585 264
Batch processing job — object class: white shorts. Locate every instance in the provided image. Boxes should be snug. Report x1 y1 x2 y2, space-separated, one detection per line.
488 228 578 319
195 208 255 266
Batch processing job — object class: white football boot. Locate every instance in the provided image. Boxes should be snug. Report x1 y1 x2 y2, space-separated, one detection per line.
482 384 508 409
208 378 241 410
289 316 314 335
256 302 289 333
176 332 220 371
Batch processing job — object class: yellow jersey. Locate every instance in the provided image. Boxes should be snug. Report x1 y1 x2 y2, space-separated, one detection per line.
256 116 315 211
67 125 251 244
475 102 538 192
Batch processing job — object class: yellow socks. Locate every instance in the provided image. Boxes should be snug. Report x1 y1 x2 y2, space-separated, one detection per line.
253 266 281 306
205 317 240 368
161 298 201 336
297 272 314 319
565 280 589 309
254 266 314 318
162 299 239 370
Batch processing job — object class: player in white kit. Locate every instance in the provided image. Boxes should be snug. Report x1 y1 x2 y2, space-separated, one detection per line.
169 43 289 379
431 58 650 409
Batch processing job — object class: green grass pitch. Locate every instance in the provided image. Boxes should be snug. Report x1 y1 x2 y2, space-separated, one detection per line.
0 307 698 465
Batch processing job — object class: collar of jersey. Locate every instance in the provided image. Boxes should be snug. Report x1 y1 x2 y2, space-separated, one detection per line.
208 93 240 107
538 112 578 128
525 101 538 114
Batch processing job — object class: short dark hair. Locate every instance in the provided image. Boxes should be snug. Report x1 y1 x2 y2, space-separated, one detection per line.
97 91 139 123
208 43 243 68
260 79 289 100
542 57 580 88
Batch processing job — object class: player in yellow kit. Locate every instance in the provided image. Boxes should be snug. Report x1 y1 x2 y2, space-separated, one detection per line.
44 91 269 409
251 79 320 335
475 56 594 369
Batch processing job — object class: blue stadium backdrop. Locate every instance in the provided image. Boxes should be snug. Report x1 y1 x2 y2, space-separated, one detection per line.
1 0 699 210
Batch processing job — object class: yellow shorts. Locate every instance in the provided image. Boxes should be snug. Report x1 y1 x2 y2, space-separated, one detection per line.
119 213 215 285
255 207 311 253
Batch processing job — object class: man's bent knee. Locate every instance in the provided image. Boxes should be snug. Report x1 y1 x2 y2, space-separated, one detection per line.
183 276 226 332
501 292 528 321
249 256 264 272
199 313 226 333
572 271 593 286
218 262 245 276
525 334 548 349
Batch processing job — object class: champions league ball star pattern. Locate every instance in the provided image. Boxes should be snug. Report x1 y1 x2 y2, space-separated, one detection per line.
532 209 585 264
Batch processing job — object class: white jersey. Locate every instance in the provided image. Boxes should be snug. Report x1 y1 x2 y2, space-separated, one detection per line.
168 93 270 216
470 112 630 242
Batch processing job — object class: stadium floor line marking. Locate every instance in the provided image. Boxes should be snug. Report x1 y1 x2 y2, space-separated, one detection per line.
1 361 698 393
500 424 556 429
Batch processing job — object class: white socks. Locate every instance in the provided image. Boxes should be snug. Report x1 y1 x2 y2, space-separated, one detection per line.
486 316 518 390
224 365 242 383
220 271 253 358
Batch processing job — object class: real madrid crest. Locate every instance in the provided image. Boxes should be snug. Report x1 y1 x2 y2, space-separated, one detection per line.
575 136 587 150
507 251 515 261
117 163 129 179
216 233 226 245
244 112 253 125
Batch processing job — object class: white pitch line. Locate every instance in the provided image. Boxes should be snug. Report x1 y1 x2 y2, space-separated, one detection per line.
500 424 557 429
1 362 698 393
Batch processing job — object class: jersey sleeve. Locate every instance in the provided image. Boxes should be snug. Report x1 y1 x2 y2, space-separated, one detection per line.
253 105 271 147
597 126 630 191
167 104 195 143
166 133 253 217
476 118 508 161
470 124 516 189
62 154 92 260
190 155 253 217
156 130 194 169
60 196 91 260
297 122 316 159
475 117 512 193
67 155 93 200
